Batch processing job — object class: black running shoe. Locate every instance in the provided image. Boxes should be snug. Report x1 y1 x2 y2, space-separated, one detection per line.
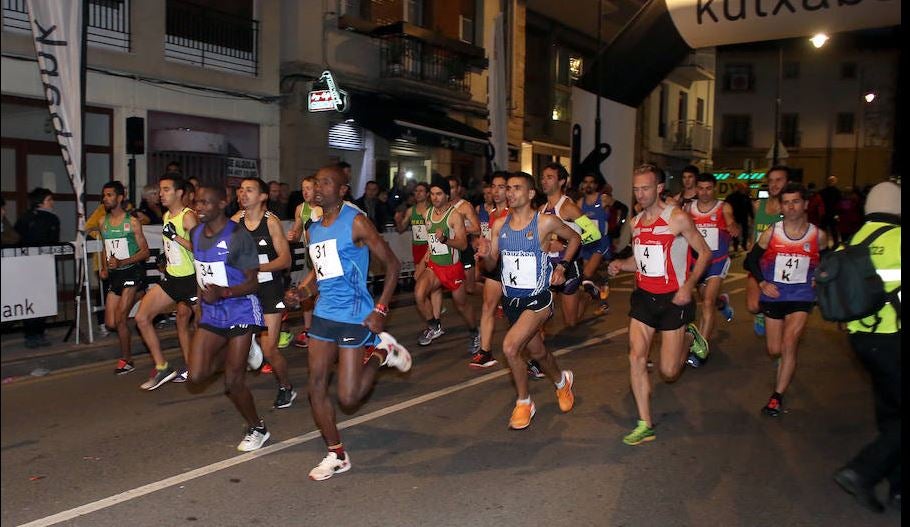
274 386 298 409
468 350 498 369
527 360 545 380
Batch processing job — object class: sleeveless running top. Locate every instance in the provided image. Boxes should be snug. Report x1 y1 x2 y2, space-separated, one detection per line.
759 221 820 303
427 205 459 265
101 213 140 269
163 208 195 277
487 206 509 240
686 200 730 263
307 203 373 324
499 213 551 298
541 195 582 260
580 193 610 238
410 205 428 246
191 221 264 329
478 205 493 240
239 210 278 284
632 206 689 294
754 198 782 242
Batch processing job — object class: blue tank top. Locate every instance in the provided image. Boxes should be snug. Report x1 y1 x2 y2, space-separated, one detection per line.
580 193 610 237
191 221 264 329
499 213 551 298
308 203 373 324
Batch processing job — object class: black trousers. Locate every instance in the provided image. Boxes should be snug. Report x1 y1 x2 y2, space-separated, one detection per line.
846 331 901 492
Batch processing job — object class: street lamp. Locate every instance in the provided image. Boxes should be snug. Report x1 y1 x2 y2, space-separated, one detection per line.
773 35 828 166
810 33 829 49
852 83 875 188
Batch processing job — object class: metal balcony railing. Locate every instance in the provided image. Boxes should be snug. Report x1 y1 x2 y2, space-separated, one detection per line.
667 120 713 155
164 0 259 76
3 0 131 52
379 36 470 94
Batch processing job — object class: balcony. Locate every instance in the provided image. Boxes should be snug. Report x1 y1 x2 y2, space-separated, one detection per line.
379 35 471 94
667 50 715 88
666 120 713 158
3 0 131 52
164 0 258 76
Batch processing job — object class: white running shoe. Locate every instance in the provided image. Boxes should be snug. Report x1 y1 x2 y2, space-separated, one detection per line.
308 451 352 481
376 332 412 372
247 334 264 371
237 425 270 452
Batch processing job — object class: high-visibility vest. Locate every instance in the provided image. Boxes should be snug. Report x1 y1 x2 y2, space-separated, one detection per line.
847 220 901 334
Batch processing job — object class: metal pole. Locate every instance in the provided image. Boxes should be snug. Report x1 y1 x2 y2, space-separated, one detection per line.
851 69 862 188
772 44 782 166
594 0 603 180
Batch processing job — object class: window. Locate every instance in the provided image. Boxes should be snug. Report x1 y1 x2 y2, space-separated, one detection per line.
554 48 584 86
677 91 689 122
568 56 583 83
723 64 754 92
781 113 799 147
836 112 855 134
328 121 364 151
722 114 751 147
841 62 858 79
405 0 424 26
783 61 800 79
658 85 668 138
696 98 705 123
459 15 473 44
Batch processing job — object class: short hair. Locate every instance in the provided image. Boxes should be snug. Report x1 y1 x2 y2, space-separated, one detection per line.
509 171 537 190
696 172 716 185
336 161 351 170
267 180 280 187
682 165 700 176
159 174 185 190
781 182 808 200
242 177 269 195
633 163 667 185
768 165 791 179
446 175 462 186
102 181 126 197
198 184 227 201
430 177 451 196
142 184 158 197
28 187 52 210
365 180 379 188
487 170 509 184
542 162 569 182
414 182 430 193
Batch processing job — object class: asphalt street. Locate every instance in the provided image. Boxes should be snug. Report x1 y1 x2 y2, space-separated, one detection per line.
1 270 901 526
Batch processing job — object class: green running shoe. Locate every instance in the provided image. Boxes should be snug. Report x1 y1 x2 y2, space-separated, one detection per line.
687 323 709 360
277 331 293 349
623 420 656 445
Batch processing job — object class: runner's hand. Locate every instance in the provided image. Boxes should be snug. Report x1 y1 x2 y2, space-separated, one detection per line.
759 280 780 299
200 284 223 304
671 287 692 306
550 265 566 286
362 311 384 334
475 237 491 259
607 260 622 277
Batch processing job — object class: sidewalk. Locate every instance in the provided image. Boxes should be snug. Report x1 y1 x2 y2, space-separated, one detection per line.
1 290 418 382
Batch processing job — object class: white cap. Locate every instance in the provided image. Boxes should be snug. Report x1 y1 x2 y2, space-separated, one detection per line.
864 181 901 217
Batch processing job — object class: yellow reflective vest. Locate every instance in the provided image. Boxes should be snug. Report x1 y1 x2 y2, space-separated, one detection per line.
846 220 901 334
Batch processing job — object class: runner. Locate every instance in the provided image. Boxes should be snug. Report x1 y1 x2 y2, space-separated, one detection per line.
135 175 198 389
683 172 740 367
469 171 509 369
393 181 432 284
97 181 150 375
186 185 270 451
302 164 411 481
577 173 613 314
232 177 296 409
414 179 480 353
475 172 579 429
747 166 790 337
287 175 323 349
744 182 826 417
447 175 482 296
607 164 711 445
667 165 699 207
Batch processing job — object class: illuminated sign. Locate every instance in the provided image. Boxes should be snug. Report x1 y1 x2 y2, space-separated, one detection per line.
307 71 348 113
714 171 766 181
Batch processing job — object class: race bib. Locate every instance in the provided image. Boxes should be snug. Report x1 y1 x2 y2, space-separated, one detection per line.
633 243 666 277
309 239 343 281
480 222 491 240
698 226 719 251
773 254 809 284
501 251 537 289
195 260 228 288
411 223 428 242
163 238 183 267
256 253 273 283
104 237 130 260
429 232 450 256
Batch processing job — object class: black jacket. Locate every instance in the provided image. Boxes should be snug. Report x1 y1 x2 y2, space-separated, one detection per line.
14 208 60 245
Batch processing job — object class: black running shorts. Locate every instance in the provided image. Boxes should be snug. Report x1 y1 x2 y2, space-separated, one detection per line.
629 288 695 331
760 301 815 319
106 265 145 296
502 290 554 324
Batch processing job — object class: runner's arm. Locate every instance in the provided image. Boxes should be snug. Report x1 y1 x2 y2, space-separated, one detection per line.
722 202 741 239
459 202 481 236
261 214 291 272
444 210 468 251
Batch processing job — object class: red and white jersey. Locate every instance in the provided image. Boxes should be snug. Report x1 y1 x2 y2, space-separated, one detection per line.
632 206 689 294
487 206 509 240
685 200 731 262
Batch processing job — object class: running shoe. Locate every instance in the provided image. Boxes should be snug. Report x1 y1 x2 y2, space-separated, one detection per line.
308 451 352 481
468 331 480 355
247 335 263 371
277 331 293 349
753 313 766 337
293 331 309 349
597 301 610 315
274 386 297 409
581 280 600 300
114 359 135 375
418 325 445 346
495 304 504 319
686 323 709 360
237 424 270 452
686 353 703 368
142 367 177 391
761 395 782 417
622 420 656 445
261 363 273 374
555 370 575 412
718 293 734 322
527 360 546 380
171 368 189 383
468 350 498 369
377 332 412 372
508 400 536 430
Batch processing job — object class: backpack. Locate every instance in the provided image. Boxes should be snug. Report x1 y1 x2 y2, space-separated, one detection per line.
815 225 896 324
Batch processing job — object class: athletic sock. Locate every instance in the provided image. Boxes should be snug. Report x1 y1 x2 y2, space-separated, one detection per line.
156 362 169 371
516 397 531 405
329 443 346 461
555 371 567 389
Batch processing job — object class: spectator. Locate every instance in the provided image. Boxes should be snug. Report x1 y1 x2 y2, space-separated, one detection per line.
279 182 291 217
165 161 181 175
807 182 826 228
1 197 20 246
354 180 390 229
604 182 629 242
225 185 240 217
14 187 60 348
725 181 754 252
136 184 163 224
819 175 842 247
836 186 864 242
266 180 286 219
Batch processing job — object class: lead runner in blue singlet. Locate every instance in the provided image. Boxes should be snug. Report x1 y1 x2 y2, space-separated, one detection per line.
186 185 270 453
301 164 412 482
